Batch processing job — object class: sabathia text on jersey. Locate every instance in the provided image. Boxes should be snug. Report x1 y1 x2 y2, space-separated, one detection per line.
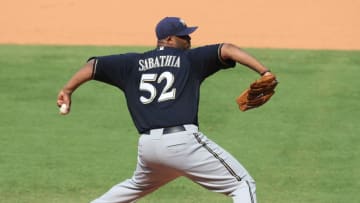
138 55 180 71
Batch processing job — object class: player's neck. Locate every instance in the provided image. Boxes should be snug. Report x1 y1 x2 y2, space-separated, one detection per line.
157 40 173 48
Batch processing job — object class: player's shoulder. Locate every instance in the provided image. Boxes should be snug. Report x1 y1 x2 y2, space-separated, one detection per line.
188 44 222 54
109 52 145 64
191 43 222 49
92 52 141 61
184 44 222 59
140 47 186 60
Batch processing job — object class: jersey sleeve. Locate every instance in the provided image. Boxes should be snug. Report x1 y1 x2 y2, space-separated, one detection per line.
188 44 236 80
89 53 137 90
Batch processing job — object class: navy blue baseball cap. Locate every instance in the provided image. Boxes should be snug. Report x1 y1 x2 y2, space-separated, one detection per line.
156 17 198 40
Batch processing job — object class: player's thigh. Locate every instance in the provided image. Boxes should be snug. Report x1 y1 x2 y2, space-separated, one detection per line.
185 132 255 191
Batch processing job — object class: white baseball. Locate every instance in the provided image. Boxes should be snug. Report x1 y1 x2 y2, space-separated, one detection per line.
59 104 68 114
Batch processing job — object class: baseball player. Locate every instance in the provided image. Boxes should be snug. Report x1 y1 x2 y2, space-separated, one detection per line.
57 17 275 203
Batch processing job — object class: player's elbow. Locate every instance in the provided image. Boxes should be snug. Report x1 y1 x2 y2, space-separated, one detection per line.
220 43 242 61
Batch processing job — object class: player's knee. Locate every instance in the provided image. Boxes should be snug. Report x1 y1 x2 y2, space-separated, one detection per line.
247 179 256 193
244 174 256 188
230 179 257 203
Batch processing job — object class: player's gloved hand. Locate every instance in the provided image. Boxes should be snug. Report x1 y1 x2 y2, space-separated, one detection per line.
236 72 278 111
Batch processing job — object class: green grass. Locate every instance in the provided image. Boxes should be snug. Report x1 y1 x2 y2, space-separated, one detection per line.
0 45 359 203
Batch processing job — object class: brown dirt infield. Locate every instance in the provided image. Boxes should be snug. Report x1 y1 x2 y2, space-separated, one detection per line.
1 0 359 50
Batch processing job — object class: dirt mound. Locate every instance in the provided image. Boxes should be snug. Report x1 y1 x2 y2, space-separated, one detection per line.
1 0 359 50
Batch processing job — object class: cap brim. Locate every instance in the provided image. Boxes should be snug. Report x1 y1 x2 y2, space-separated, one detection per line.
176 26 198 36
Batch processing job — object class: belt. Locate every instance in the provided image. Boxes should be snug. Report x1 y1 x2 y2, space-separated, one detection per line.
143 125 186 135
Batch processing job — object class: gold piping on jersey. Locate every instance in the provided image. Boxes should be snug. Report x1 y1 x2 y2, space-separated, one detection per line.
91 58 98 79
217 43 237 67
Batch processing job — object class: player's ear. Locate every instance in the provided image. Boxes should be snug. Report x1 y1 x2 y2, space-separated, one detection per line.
166 36 172 42
165 36 177 46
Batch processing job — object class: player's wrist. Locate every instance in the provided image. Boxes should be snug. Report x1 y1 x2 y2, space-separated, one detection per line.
62 87 74 95
260 70 271 76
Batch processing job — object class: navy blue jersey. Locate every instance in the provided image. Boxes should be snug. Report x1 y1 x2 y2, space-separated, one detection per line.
91 44 236 133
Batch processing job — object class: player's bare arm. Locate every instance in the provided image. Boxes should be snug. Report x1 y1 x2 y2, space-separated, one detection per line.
56 59 94 114
220 43 271 76
220 43 278 111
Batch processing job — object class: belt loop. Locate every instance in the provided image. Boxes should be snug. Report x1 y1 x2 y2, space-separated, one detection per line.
183 124 198 132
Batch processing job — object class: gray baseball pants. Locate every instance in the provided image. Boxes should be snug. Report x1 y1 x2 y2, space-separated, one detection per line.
91 124 256 203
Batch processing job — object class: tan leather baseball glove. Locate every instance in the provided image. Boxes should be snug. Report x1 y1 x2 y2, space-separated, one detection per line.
236 73 278 111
